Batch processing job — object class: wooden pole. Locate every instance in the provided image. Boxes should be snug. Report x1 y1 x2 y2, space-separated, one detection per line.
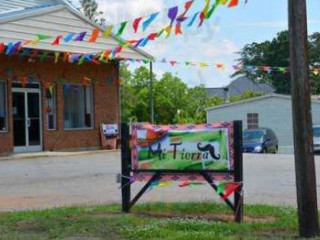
149 62 154 124
288 0 320 237
121 123 131 213
234 121 243 223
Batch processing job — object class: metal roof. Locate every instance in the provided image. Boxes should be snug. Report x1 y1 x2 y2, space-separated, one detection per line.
206 94 320 112
0 0 153 59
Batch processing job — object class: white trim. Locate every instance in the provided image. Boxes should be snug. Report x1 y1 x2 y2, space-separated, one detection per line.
12 86 43 153
0 81 8 133
0 4 153 60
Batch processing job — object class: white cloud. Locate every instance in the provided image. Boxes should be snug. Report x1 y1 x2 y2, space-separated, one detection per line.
96 0 165 24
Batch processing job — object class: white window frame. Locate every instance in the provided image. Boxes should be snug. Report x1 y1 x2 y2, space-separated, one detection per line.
46 85 57 131
63 84 94 130
0 81 8 133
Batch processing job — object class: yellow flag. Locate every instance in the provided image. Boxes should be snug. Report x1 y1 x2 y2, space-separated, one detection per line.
203 0 211 15
49 85 54 96
103 26 113 38
219 0 228 5
165 26 172 38
54 52 60 64
199 62 209 68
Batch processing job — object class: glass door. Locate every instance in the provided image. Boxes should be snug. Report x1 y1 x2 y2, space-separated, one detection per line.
13 88 42 153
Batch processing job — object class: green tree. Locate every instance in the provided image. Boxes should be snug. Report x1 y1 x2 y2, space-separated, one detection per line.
235 31 291 94
236 30 320 94
79 0 105 24
154 73 189 124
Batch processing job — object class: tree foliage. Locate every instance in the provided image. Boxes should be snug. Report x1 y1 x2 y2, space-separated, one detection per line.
79 0 105 25
235 30 320 94
120 65 224 124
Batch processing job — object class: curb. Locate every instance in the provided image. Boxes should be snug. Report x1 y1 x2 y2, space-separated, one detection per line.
0 149 120 161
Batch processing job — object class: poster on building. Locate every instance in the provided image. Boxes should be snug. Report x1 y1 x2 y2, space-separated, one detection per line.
131 123 234 172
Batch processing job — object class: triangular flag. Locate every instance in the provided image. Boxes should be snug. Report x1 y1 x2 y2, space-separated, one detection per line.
199 62 209 68
199 12 205 27
139 37 149 47
52 35 63 45
188 12 199 27
89 28 100 43
175 22 183 35
54 52 60 64
0 43 6 54
142 12 159 31
228 0 239 7
222 183 241 200
116 22 128 37
165 26 172 38
74 32 87 41
133 17 143 33
206 2 219 19
178 0 194 20
37 34 52 41
48 85 54 97
5 42 13 55
217 182 225 194
21 76 28 87
170 61 177 66
64 33 75 42
168 6 178 27
148 33 158 41
202 0 211 16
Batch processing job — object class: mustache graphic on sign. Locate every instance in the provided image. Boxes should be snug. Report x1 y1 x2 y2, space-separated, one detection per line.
197 143 221 160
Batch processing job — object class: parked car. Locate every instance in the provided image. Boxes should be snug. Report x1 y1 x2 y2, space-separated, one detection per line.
243 128 278 154
313 125 320 152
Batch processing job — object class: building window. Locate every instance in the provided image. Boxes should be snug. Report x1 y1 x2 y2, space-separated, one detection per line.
63 85 94 129
247 113 259 129
0 82 7 132
46 86 57 130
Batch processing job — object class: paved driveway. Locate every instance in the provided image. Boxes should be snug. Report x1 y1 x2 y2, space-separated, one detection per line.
0 151 319 211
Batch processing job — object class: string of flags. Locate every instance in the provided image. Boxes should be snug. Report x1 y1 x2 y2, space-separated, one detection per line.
0 68 120 93
117 174 242 201
0 0 243 63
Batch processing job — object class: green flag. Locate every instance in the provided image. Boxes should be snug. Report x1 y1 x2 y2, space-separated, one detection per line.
116 22 128 38
37 34 52 41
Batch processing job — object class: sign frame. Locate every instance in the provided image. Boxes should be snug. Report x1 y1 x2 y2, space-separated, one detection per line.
120 121 243 222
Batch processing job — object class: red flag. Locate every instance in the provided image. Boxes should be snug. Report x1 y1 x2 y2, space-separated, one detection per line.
222 183 241 200
89 28 100 43
52 35 63 45
0 43 5 53
228 0 239 8
198 12 205 27
170 61 177 66
21 76 28 87
175 22 182 35
148 33 158 40
133 17 143 33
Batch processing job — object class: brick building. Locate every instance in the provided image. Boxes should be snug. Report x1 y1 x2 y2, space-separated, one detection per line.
0 0 152 155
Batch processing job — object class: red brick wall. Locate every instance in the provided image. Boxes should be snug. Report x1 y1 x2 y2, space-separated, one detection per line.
0 55 119 155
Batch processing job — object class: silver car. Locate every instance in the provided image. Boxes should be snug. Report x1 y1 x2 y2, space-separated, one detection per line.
313 125 320 152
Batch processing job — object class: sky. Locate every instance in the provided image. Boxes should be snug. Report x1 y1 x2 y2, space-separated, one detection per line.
72 0 320 88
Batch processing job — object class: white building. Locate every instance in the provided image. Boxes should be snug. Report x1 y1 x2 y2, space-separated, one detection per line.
206 94 320 154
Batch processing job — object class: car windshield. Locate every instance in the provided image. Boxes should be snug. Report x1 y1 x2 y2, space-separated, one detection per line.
243 130 264 142
313 127 320 137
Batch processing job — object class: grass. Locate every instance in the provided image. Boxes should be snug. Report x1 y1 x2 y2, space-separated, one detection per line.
0 202 314 240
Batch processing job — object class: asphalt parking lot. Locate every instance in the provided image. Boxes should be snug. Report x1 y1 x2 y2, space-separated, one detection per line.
0 151 319 212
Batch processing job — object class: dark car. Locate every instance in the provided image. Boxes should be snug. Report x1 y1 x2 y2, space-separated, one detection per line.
243 128 278 154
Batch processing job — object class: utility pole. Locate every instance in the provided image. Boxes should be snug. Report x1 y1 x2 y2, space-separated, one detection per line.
149 61 154 123
288 0 320 237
